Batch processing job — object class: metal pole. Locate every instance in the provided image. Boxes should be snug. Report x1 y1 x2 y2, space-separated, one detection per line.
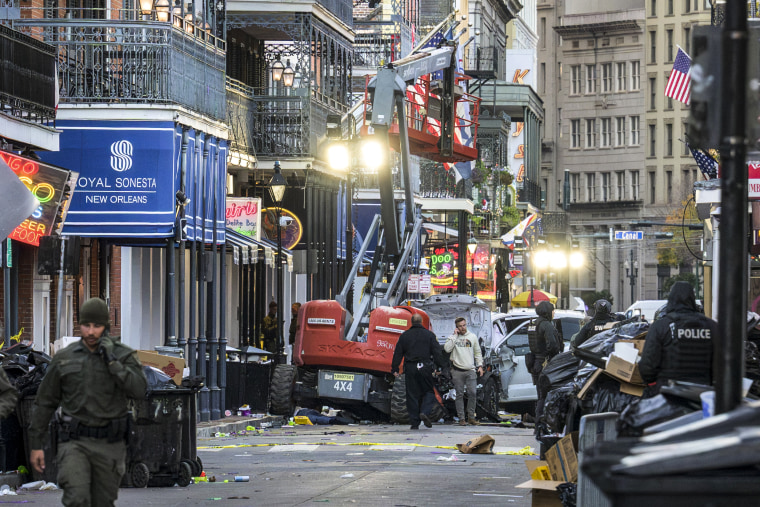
276 206 284 364
716 0 748 414
55 237 66 343
209 147 220 420
198 143 210 422
166 238 176 346
219 238 227 417
178 128 189 352
3 239 11 347
629 250 635 305
188 137 199 378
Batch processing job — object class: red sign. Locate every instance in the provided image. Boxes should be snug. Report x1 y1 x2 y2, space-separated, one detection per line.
749 161 760 200
1 150 76 246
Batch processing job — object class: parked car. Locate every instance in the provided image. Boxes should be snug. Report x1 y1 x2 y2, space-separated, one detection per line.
624 300 667 322
486 309 586 409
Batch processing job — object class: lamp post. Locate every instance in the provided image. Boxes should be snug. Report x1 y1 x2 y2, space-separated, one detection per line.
268 161 287 365
467 236 478 296
624 250 639 305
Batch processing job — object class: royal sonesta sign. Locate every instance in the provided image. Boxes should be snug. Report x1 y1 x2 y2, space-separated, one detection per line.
1 150 76 247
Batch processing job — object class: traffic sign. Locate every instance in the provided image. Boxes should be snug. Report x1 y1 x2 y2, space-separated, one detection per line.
614 230 644 240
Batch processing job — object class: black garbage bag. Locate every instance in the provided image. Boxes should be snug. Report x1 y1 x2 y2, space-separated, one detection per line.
617 393 700 437
538 351 581 398
541 384 577 434
557 482 577 507
590 376 639 414
572 321 650 369
143 365 177 389
745 341 760 397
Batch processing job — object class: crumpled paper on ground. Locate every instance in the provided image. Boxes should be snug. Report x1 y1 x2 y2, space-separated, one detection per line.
20 480 58 490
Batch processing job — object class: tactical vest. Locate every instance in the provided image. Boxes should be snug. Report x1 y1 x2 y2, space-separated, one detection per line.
658 314 714 384
528 320 545 356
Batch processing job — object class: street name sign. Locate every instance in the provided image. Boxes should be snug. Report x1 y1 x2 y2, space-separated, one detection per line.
614 231 644 240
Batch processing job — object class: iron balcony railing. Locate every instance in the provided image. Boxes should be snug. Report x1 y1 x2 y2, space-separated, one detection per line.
11 8 226 122
463 45 503 81
316 0 353 28
518 177 541 208
0 24 56 125
542 212 568 234
352 28 400 69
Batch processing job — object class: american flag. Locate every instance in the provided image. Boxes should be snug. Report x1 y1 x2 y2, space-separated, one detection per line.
665 47 692 105
688 143 719 179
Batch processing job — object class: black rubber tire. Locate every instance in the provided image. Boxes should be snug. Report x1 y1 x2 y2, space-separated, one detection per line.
194 456 204 477
269 364 297 416
131 462 150 488
390 374 409 424
177 461 193 487
476 377 500 421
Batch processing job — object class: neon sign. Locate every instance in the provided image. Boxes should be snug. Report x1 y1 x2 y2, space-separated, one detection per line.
1 150 76 247
431 248 458 286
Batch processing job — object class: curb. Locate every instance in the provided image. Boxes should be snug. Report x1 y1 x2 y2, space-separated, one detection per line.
196 415 285 438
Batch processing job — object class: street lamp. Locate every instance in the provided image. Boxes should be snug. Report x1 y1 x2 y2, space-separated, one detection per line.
268 161 287 364
155 0 171 21
282 60 295 88
467 236 478 296
271 57 285 82
624 250 639 305
139 0 154 16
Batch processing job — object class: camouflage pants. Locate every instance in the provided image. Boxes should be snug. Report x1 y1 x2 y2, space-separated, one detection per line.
57 437 126 507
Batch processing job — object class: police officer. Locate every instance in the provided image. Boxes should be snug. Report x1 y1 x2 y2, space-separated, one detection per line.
391 313 445 430
639 281 717 395
527 301 561 424
29 298 147 506
573 299 618 348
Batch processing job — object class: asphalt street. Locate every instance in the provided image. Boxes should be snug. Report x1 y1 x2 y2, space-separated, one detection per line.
9 421 540 506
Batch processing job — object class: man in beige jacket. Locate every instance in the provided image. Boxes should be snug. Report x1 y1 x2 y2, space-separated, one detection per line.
444 317 484 426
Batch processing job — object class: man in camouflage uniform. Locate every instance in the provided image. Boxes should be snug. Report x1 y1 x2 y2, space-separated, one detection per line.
262 300 279 355
29 298 147 506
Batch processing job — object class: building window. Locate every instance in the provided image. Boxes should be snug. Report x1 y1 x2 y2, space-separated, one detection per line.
587 173 596 201
649 171 656 203
585 118 596 148
649 123 657 156
667 95 673 110
630 116 640 145
684 27 691 55
632 170 640 200
540 63 546 94
649 77 657 109
650 30 657 64
682 169 691 195
585 64 596 94
616 116 626 146
602 172 610 201
616 62 627 92
571 173 580 202
541 17 547 49
651 0 657 16
667 0 673 14
666 29 674 62
631 61 641 90
666 170 673 201
602 63 613 92
571 65 581 95
685 0 691 13
571 119 581 148
558 62 562 90
616 171 625 200
666 123 673 156
683 122 690 155
601 118 612 147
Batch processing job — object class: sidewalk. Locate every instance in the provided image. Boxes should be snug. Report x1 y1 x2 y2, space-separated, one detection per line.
196 414 285 437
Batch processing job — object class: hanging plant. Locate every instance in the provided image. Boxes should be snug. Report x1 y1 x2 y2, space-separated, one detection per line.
500 171 513 186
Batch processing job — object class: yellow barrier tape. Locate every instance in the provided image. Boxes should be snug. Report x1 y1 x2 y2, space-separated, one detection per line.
198 441 460 450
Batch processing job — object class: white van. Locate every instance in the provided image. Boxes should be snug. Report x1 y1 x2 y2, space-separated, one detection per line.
625 300 667 322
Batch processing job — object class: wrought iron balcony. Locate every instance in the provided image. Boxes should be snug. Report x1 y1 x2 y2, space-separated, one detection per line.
518 177 541 208
541 212 567 234
0 24 56 125
463 45 503 81
352 27 399 69
10 8 226 122
317 0 353 28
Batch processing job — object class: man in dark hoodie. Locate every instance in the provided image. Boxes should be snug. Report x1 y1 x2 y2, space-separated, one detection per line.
573 299 619 348
527 301 560 424
639 281 717 396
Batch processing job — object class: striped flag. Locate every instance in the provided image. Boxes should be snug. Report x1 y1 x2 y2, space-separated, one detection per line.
665 47 691 105
687 142 719 179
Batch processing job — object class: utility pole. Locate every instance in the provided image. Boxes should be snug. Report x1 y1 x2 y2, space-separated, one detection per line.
624 250 638 305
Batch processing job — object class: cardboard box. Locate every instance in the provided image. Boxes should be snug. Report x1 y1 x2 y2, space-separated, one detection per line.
526 460 552 481
605 354 644 384
137 350 185 385
544 432 578 482
517 461 565 507
515 479 564 507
